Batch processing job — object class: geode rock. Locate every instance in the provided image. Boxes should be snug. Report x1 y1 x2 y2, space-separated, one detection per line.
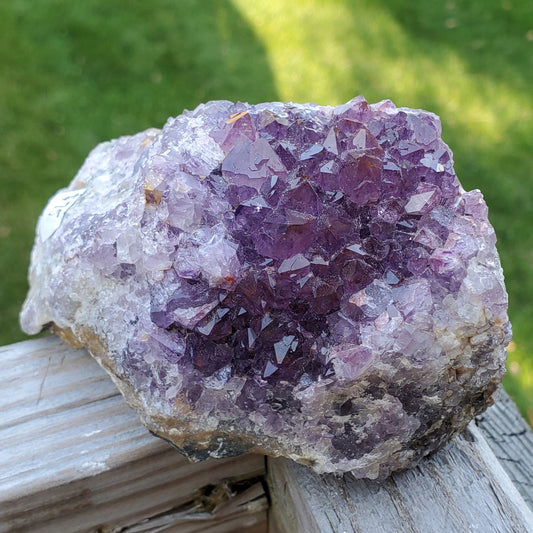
20 96 511 479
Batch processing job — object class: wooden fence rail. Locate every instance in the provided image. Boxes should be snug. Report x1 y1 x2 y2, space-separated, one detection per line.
1 336 532 532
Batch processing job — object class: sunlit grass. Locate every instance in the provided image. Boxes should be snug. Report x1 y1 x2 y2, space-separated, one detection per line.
233 0 529 144
504 333 533 426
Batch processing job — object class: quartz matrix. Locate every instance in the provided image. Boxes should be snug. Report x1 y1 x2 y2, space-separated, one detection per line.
21 97 511 478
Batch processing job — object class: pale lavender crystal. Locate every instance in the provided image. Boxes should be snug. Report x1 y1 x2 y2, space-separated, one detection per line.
20 97 511 479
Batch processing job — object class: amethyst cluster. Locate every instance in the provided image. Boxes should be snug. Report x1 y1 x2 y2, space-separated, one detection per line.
20 96 511 478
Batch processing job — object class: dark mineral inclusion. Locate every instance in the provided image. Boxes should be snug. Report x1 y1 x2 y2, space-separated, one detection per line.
20 96 511 478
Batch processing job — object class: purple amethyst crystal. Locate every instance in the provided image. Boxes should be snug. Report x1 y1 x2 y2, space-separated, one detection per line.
20 97 511 479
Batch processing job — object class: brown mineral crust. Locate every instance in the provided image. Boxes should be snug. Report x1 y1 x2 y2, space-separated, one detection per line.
53 325 111 370
52 324 150 420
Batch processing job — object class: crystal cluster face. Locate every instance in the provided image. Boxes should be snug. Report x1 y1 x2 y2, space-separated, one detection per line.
20 97 511 478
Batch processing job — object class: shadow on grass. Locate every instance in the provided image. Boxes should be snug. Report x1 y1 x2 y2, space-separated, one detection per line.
0 0 278 344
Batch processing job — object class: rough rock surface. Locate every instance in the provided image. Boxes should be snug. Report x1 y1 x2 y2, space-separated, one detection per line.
20 96 511 478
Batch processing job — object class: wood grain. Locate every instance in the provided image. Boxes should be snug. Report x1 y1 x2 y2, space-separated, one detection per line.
476 388 533 510
0 336 266 532
2 336 532 533
267 404 533 533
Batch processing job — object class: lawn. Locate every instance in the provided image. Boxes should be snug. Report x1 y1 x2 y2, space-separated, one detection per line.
1 0 532 423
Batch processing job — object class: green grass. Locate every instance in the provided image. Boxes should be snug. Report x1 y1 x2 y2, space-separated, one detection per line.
1 0 532 423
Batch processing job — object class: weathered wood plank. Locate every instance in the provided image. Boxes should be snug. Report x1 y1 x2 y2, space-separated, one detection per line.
476 389 533 510
267 410 533 533
3 336 533 533
0 337 266 532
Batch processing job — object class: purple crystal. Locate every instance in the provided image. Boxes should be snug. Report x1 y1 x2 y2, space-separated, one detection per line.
20 97 511 479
